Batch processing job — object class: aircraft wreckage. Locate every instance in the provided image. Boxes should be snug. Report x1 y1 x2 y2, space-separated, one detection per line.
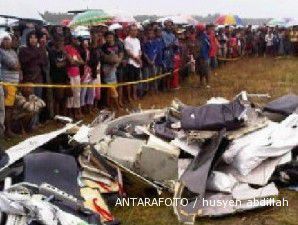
0 91 297 225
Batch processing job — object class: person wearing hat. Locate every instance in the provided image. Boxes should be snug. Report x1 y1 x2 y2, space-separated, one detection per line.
196 24 211 88
0 32 20 137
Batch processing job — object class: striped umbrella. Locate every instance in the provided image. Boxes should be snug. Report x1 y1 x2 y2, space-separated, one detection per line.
215 15 243 26
69 9 112 27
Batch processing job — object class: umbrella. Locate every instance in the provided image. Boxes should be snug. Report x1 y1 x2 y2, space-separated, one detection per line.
72 26 90 38
157 15 198 26
69 9 112 27
286 18 298 27
170 15 198 26
108 23 123 31
215 15 243 26
107 9 136 24
267 18 288 27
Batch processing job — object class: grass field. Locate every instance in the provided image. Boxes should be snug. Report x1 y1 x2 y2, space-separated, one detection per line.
0 57 298 225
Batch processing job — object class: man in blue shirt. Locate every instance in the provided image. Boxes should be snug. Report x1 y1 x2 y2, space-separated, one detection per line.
162 19 178 90
142 27 159 94
154 26 165 91
196 24 211 88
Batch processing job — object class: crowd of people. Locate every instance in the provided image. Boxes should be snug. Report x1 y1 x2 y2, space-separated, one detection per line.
0 19 296 138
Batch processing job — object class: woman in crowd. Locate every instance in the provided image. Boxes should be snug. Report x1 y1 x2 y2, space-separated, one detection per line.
0 33 20 137
79 38 94 114
64 36 85 120
48 37 69 116
89 30 102 111
19 30 46 129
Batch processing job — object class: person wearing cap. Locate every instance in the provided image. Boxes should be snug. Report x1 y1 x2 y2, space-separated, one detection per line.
0 32 20 137
196 24 211 88
162 19 178 90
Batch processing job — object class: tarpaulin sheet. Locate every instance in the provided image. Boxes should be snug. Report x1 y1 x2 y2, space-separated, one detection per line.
264 95 298 116
181 99 245 131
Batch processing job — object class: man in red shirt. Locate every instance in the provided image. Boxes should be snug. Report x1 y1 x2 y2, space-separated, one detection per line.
207 24 219 73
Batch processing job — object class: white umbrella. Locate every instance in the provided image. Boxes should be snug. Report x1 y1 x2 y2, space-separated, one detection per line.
108 23 123 31
170 15 198 26
107 9 136 24
72 26 90 37
157 15 198 26
286 18 298 27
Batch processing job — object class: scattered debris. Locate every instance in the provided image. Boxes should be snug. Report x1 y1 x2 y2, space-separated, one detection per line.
0 92 297 225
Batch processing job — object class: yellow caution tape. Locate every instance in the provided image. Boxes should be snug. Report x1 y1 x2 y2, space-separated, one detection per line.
217 57 241 62
0 71 174 89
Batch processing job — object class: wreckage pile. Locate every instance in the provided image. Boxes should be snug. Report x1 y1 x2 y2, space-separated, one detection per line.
0 92 297 225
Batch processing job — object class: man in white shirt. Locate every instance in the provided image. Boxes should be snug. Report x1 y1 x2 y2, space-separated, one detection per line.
265 29 274 56
124 25 142 101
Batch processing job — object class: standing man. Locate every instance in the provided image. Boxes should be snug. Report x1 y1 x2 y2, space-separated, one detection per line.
162 19 178 91
154 26 165 91
124 25 142 101
207 24 218 73
142 27 158 94
196 24 211 88
265 29 274 56
101 31 124 110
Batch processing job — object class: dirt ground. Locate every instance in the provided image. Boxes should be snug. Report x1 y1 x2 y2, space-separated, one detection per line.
1 57 298 225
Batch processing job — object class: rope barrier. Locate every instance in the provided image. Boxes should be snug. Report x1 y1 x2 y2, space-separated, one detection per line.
0 70 176 89
217 57 241 62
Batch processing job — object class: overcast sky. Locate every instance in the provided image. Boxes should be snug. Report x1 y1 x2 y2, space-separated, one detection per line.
0 0 298 19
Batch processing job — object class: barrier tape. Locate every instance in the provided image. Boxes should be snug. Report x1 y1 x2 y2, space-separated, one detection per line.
0 70 175 89
217 57 241 62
